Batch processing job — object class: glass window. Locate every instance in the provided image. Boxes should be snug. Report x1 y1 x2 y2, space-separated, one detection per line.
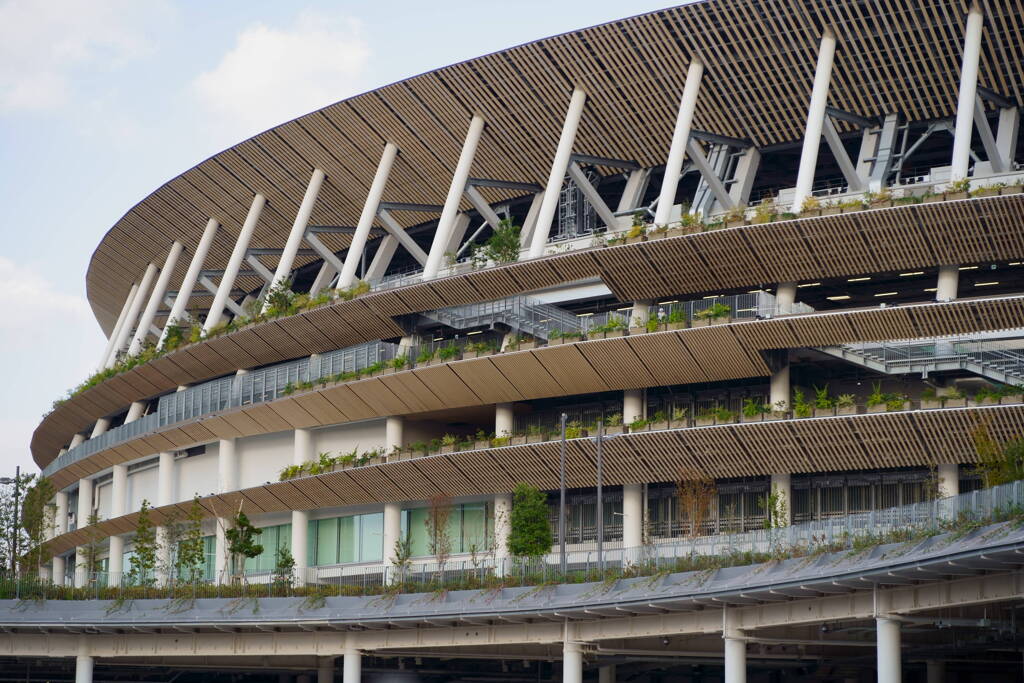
461 503 488 553
315 518 339 566
359 513 384 562
338 515 357 564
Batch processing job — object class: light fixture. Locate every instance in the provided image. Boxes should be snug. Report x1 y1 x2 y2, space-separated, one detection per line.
467 330 482 335
975 281 1000 287
959 265 979 271
826 295 851 301
847 276 871 282
659 300 679 305
1010 262 1021 266
924 287 937 292
615 306 632 311
432 337 444 342
797 282 821 288
899 271 924 277
703 294 723 299
874 291 898 297
576 312 593 317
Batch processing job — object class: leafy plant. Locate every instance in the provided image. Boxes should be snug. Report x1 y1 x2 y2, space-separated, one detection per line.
175 496 206 584
866 382 886 408
471 219 521 265
836 394 856 410
792 389 812 418
605 412 623 427
272 547 295 591
507 483 551 560
675 467 716 538
948 177 972 194
813 384 832 410
224 509 263 582
693 302 731 320
565 421 583 439
972 421 1024 487
129 500 159 587
416 347 436 364
742 398 764 418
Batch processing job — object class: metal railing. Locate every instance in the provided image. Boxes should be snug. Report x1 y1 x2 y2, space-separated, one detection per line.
651 291 814 323
422 295 583 339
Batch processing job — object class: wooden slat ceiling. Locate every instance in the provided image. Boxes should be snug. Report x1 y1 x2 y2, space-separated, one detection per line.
37 194 1024 463
44 292 1024 488
44 403 1024 557
84 0 1024 330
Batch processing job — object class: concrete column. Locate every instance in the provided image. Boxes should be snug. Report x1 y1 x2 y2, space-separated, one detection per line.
342 648 361 683
936 265 959 302
156 451 175 585
215 522 227 584
629 301 652 331
493 493 512 576
75 654 94 683
54 491 69 537
52 555 66 586
598 665 616 683
205 194 266 332
926 660 945 683
294 428 314 466
997 107 1020 168
108 464 127 583
775 282 797 315
292 509 309 585
385 416 404 456
622 483 643 552
424 115 486 279
623 389 644 424
128 241 184 356
318 657 335 683
495 402 514 438
770 362 790 412
106 262 158 368
770 472 793 527
218 438 237 494
728 148 761 207
382 501 402 582
562 640 583 683
937 463 959 498
89 418 110 440
266 168 326 302
724 637 747 683
108 535 124 586
159 218 219 347
98 281 140 371
124 401 146 424
339 143 397 287
528 88 587 258
791 28 837 213
654 58 704 227
877 617 902 683
952 2 984 181
74 478 94 586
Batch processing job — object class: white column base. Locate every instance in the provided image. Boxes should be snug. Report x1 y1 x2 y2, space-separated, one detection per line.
562 641 583 683
621 483 643 553
342 648 361 683
877 617 902 683
75 654 94 683
724 637 746 683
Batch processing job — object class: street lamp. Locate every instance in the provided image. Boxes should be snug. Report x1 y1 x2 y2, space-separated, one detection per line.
0 466 21 575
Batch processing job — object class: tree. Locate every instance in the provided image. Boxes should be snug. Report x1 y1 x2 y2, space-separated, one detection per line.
675 467 716 538
128 501 158 586
507 483 552 560
224 508 263 582
175 496 207 584
77 511 104 580
272 546 295 592
471 219 521 266
0 472 34 572
972 421 1024 487
425 494 453 580
19 475 55 573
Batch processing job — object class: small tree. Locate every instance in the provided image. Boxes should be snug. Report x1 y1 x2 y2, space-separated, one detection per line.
507 483 552 560
20 476 55 574
128 500 158 587
224 508 263 582
175 496 206 584
764 484 789 529
272 546 295 592
425 494 453 581
972 421 1024 487
0 472 35 572
675 467 716 538
77 511 104 581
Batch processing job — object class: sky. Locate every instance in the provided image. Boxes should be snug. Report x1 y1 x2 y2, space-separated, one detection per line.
0 0 677 477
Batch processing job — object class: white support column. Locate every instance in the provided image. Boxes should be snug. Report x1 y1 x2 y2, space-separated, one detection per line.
292 428 314 585
684 139 735 210
623 388 644 424
310 261 337 295
724 637 747 683
876 617 902 683
775 281 797 315
108 465 127 583
364 236 398 283
823 117 864 191
936 265 959 301
318 657 335 683
159 219 219 347
424 115 486 279
654 58 704 227
74 478 94 588
445 213 472 255
951 2 984 181
128 241 184 356
562 640 583 683
155 451 175 585
382 501 402 583
339 144 398 287
974 97 1005 174
54 491 69 537
728 148 761 206
937 463 959 498
770 361 790 412
529 88 588 258
342 648 361 683
215 522 227 585
495 403 514 438
598 665 616 683
98 281 140 371
69 434 86 449
770 472 792 527
124 401 146 424
75 651 94 683
385 416 404 456
791 28 837 213
377 209 430 265
997 107 1020 168
617 169 651 212
218 438 237 494
519 191 546 249
493 493 512 576
52 555 66 586
90 418 110 439
622 483 643 552
265 169 326 303
204 194 266 333
106 263 158 368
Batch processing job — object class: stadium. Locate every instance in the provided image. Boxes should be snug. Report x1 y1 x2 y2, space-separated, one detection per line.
4 0 1024 681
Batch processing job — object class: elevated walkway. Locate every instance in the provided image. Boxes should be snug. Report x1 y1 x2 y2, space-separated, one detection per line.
420 295 582 340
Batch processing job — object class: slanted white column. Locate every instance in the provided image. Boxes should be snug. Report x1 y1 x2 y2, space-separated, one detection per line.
951 2 984 181
339 144 397 287
107 465 127 583
342 648 361 683
90 418 110 439
770 472 792 526
107 263 158 368
775 282 797 315
128 241 184 356
876 617 902 683
936 265 959 301
385 416 404 456
495 403 514 438
424 115 486 279
528 89 587 258
938 463 959 498
562 640 583 683
621 483 643 553
124 401 146 424
791 28 837 213
69 434 86 449
204 194 266 333
654 58 704 227
318 657 335 683
74 478 94 587
98 282 140 371
997 107 1020 168
724 637 747 683
159 219 219 347
265 168 326 303
54 491 69 537
493 493 512 576
292 428 314 585
382 501 402 583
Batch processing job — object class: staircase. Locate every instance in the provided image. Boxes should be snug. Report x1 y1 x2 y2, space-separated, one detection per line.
819 334 1024 386
421 296 581 340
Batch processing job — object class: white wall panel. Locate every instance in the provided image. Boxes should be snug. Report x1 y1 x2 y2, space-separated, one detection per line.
176 445 219 503
126 466 159 513
314 419 387 457
237 431 293 490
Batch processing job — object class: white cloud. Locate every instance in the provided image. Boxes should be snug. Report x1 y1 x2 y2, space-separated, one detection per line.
0 0 171 113
192 10 370 140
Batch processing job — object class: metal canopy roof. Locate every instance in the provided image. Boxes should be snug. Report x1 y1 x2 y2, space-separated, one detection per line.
86 0 1024 332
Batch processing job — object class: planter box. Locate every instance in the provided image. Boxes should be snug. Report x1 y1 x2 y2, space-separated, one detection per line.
920 399 942 410
694 315 730 326
629 326 648 335
526 434 545 444
945 191 969 200
625 235 646 244
943 398 967 408
725 218 746 228
1000 185 1023 195
666 321 687 331
973 397 999 406
922 194 945 203
510 435 527 446
665 228 686 239
437 354 462 364
802 209 822 217
764 411 786 421
473 440 491 450
813 408 834 418
647 420 669 431
870 201 894 209
691 318 710 328
646 231 667 241
741 414 763 423
836 405 857 416
886 401 911 412
508 341 536 351
820 207 843 216
604 425 624 435
1001 394 1023 404
695 417 715 427
841 205 864 213
973 188 1000 197
603 329 626 339
463 350 493 360
440 445 455 454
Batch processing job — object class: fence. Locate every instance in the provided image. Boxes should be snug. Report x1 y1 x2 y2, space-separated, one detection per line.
10 480 1022 601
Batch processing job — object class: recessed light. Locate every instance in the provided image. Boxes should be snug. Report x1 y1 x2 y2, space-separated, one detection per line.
874 291 898 297
847 277 871 282
1009 262 1021 266
576 312 593 317
975 281 1000 287
433 337 444 342
703 294 723 299
616 307 632 311
899 271 925 277
827 295 851 301
959 265 979 271
924 287 937 292
467 330 482 335
797 282 821 288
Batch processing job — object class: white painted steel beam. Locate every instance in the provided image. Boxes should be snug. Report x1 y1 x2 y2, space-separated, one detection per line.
566 161 620 229
684 139 735 209
822 117 864 191
106 263 157 368
128 241 183 356
159 219 218 348
205 194 265 333
655 59 703 227
377 209 428 265
339 143 397 288
951 3 984 181
791 28 837 212
98 281 140 371
266 169 326 303
974 96 1005 173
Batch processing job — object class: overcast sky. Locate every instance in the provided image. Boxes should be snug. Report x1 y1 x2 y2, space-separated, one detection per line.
0 0 678 476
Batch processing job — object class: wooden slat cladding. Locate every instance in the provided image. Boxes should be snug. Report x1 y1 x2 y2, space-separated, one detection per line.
86 0 1024 330
44 293 1024 487
43 404 1024 557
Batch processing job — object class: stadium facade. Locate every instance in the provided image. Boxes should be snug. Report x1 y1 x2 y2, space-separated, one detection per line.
6 1 1024 681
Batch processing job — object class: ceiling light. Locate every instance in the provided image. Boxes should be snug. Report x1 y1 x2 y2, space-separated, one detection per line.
467 330 482 335
959 265 978 271
703 294 723 299
924 287 937 292
827 295 851 301
576 312 593 317
1009 262 1021 266
433 337 444 342
847 276 871 282
874 291 898 297
975 281 1000 287
899 271 924 277
659 300 679 305
616 307 632 311
797 282 821 288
